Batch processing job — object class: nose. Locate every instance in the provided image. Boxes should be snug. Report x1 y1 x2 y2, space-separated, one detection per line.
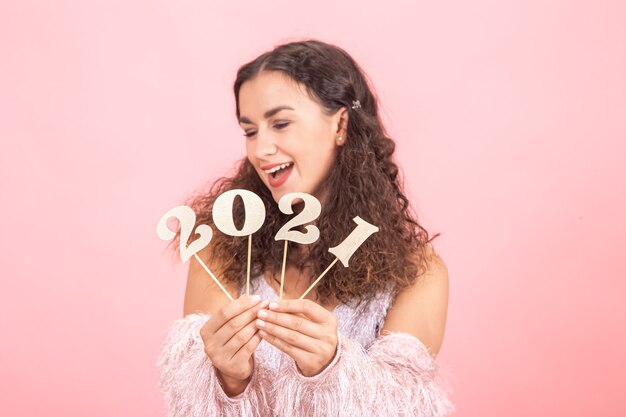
254 128 278 158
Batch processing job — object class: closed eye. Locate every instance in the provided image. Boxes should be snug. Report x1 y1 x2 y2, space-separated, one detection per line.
243 121 290 138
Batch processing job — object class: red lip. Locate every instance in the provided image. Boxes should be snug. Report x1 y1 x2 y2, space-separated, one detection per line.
260 162 292 170
267 164 293 188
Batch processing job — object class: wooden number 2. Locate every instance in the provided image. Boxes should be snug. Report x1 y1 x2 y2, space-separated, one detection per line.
156 205 213 263
275 192 322 244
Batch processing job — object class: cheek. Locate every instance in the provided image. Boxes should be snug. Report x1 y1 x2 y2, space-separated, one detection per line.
244 147 263 178
245 141 254 159
295 134 334 166
312 148 336 170
298 155 331 182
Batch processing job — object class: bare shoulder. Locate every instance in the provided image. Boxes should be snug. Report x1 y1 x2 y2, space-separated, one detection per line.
380 243 450 357
182 246 241 318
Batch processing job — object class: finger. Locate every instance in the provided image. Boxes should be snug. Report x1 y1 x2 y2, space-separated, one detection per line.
256 318 319 353
213 299 269 346
258 329 313 364
218 299 269 339
257 309 322 339
208 294 264 332
223 320 260 360
231 332 263 364
268 298 330 324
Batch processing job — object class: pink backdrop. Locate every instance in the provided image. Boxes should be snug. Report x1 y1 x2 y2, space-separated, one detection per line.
1 1 624 416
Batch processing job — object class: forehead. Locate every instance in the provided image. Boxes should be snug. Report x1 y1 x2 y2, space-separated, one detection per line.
239 71 309 112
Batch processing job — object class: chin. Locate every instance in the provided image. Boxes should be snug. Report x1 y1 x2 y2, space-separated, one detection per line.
268 187 307 206
268 189 285 204
270 192 281 204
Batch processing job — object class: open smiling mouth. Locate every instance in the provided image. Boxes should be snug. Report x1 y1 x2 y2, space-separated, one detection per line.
265 162 294 187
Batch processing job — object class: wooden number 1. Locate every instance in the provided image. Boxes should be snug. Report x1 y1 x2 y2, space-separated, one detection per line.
328 216 379 267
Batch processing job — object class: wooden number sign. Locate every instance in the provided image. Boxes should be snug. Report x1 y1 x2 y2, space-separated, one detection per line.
157 189 378 300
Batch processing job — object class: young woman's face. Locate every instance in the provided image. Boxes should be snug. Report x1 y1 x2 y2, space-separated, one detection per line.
238 70 346 204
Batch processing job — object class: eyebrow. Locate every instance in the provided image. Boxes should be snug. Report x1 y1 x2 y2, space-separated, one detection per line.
238 105 295 124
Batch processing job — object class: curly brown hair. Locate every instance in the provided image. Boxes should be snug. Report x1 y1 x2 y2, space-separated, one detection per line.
169 39 440 307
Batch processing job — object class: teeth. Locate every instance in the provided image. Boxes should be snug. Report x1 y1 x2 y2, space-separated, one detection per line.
263 162 292 174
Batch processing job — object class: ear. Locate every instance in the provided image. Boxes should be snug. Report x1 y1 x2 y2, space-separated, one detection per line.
332 106 349 145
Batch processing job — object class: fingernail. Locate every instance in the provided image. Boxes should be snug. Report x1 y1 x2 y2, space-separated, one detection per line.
269 302 279 310
256 319 266 327
251 295 261 303
258 309 268 318
259 300 269 308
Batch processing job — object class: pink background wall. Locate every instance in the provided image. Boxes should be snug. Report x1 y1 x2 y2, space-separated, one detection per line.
1 1 624 416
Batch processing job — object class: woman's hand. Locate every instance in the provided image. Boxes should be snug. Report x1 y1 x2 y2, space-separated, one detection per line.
200 295 269 385
255 298 338 377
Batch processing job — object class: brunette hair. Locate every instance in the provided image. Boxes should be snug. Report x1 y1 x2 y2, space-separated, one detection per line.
171 38 440 306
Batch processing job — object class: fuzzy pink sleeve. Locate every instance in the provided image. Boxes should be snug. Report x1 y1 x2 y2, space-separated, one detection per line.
156 313 274 417
271 331 455 417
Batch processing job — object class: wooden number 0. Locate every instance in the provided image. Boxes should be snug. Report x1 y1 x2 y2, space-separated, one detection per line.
212 189 266 236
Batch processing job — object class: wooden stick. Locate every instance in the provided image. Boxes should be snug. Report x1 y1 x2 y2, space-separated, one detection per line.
246 234 252 296
279 240 288 300
193 253 234 301
299 257 339 300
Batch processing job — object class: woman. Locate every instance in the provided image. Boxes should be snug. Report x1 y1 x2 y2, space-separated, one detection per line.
157 39 454 417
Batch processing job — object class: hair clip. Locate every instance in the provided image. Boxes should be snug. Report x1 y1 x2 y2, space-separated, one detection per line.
351 99 361 109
